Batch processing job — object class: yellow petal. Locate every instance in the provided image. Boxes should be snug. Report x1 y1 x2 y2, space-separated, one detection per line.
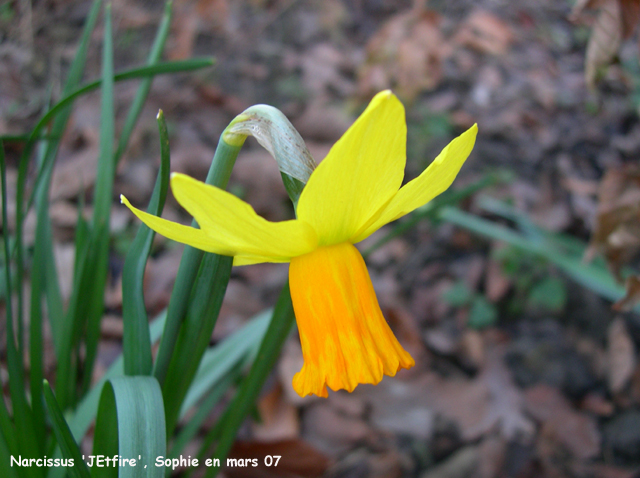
121 195 230 253
233 254 289 266
289 242 414 397
170 173 317 259
296 91 406 245
122 173 318 261
353 124 477 243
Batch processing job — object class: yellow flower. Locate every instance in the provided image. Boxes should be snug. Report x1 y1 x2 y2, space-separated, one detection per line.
121 91 477 397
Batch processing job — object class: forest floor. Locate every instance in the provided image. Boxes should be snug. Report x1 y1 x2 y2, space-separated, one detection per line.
3 0 640 477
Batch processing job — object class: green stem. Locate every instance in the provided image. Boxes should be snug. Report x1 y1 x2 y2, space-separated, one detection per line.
153 138 245 385
207 284 296 478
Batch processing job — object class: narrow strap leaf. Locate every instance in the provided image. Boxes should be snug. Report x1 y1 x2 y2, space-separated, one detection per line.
93 377 166 478
161 253 233 435
123 111 171 376
1 142 41 474
178 310 271 416
42 381 91 478
81 2 116 396
0 431 19 478
14 0 102 366
114 0 173 167
153 138 243 385
67 312 167 446
18 57 214 227
169 371 237 460
439 206 626 304
208 284 296 478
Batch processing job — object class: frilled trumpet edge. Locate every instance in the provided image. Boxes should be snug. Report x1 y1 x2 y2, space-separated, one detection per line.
289 242 415 397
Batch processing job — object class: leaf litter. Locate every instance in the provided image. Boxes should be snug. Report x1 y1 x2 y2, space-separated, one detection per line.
7 0 640 476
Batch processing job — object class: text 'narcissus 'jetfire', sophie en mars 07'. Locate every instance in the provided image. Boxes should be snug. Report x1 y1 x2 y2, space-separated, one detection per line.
121 90 477 398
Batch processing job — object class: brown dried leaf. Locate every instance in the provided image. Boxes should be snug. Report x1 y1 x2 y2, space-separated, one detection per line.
358 7 446 101
524 384 601 460
422 447 480 478
571 0 611 20
361 348 533 442
613 275 640 311
252 384 300 442
606 317 635 393
384 305 429 367
585 0 623 88
580 392 615 416
226 439 330 478
455 10 514 56
302 402 373 456
50 144 99 201
620 0 640 37
588 165 640 279
485 258 511 303
168 0 229 60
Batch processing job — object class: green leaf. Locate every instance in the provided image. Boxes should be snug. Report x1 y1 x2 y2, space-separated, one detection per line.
114 1 172 167
153 139 242 386
123 111 171 376
15 0 102 375
208 284 296 478
468 296 498 329
0 379 18 460
162 253 233 435
0 430 19 478
528 276 567 312
55 200 91 409
1 141 41 476
81 2 116 395
169 371 237 460
28 105 58 454
93 377 166 478
66 312 167 446
179 310 272 416
20 58 214 224
440 206 627 306
442 281 473 307
42 381 91 478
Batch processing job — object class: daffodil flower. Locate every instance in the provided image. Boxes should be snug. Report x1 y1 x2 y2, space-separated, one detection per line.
121 91 477 398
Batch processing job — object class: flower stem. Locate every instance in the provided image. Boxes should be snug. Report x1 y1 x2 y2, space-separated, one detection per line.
153 135 245 386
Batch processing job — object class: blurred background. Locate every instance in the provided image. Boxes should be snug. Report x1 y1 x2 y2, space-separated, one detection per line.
3 0 640 476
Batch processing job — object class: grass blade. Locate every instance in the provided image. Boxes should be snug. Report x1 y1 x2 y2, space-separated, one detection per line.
1 142 41 476
122 111 171 376
439 206 626 304
93 377 166 478
55 201 91 409
208 284 296 478
179 310 271 416
169 370 237 460
42 381 91 478
28 191 47 451
81 3 116 395
0 430 19 478
43 216 64 356
27 109 57 453
0 386 18 460
114 1 173 167
18 58 214 229
14 0 102 366
153 138 243 385
162 253 233 435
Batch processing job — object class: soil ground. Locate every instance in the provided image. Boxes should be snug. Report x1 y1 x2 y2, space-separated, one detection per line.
3 1 640 477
